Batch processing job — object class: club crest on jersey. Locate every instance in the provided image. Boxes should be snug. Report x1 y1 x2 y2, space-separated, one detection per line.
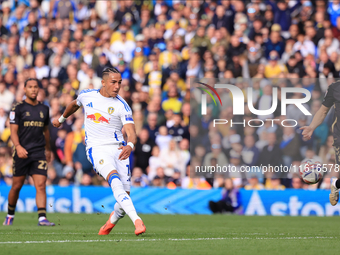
26 112 30 116
108 107 115 114
99 159 104 164
40 111 44 118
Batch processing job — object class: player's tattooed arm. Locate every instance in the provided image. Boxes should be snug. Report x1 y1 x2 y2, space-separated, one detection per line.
62 100 81 118
118 123 137 160
300 104 331 141
52 100 80 128
10 123 28 158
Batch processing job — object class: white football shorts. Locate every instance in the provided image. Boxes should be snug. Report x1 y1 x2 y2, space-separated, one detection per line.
86 144 131 191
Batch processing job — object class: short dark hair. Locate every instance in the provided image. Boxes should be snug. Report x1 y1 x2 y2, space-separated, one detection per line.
102 67 120 77
24 78 39 87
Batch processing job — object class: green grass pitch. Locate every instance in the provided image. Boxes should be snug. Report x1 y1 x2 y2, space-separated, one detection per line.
0 213 340 255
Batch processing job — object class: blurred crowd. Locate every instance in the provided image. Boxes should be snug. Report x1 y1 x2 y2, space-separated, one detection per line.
0 0 339 190
188 0 340 191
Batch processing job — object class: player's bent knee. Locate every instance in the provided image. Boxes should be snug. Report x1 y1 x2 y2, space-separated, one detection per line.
11 184 22 192
35 184 46 192
107 171 121 187
12 182 25 191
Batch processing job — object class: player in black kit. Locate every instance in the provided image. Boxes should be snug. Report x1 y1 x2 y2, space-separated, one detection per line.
3 78 55 226
301 80 340 207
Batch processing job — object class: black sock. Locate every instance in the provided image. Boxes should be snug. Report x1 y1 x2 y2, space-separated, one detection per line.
8 204 16 216
336 180 340 189
38 208 46 219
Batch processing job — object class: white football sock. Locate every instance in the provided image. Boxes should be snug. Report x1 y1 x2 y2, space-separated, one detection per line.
7 214 14 218
110 202 125 224
110 178 141 224
332 178 338 189
39 216 46 221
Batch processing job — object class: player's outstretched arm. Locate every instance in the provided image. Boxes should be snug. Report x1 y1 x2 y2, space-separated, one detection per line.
118 123 137 160
300 104 331 140
52 100 80 128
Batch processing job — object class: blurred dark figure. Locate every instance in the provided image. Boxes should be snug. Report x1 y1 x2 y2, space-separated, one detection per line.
209 178 240 214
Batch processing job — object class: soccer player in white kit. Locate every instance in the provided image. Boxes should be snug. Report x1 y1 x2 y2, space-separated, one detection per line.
52 67 146 236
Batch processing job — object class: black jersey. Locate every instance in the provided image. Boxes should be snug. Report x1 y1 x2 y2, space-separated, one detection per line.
322 81 340 146
9 101 50 154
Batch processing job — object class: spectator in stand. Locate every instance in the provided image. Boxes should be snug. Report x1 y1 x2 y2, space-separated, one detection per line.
242 135 260 167
0 82 14 112
155 126 172 151
134 128 155 174
73 134 93 177
152 167 169 187
34 53 50 80
258 133 283 173
280 127 301 167
291 177 303 189
131 167 149 187
64 118 84 171
265 26 285 58
319 136 336 164
265 176 286 190
244 176 264 190
110 27 135 64
209 179 241 214
328 0 340 27
293 33 316 58
264 50 288 78
52 0 77 21
148 145 161 181
143 112 159 142
159 139 183 177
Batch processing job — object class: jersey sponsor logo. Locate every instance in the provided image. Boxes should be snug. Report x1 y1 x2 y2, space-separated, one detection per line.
40 111 44 118
125 114 133 121
108 107 115 114
86 102 93 108
86 113 110 124
24 121 44 127
10 111 15 120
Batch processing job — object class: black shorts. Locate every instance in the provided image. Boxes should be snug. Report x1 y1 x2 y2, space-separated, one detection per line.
13 150 47 177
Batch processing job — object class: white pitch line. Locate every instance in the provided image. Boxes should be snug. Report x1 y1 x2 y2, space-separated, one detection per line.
0 236 336 244
0 232 130 235
0 232 278 236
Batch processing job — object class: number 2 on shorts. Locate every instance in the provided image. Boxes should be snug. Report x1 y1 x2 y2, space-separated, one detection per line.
38 160 48 170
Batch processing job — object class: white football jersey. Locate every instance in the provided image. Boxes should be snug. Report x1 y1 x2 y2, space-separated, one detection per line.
76 89 134 149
